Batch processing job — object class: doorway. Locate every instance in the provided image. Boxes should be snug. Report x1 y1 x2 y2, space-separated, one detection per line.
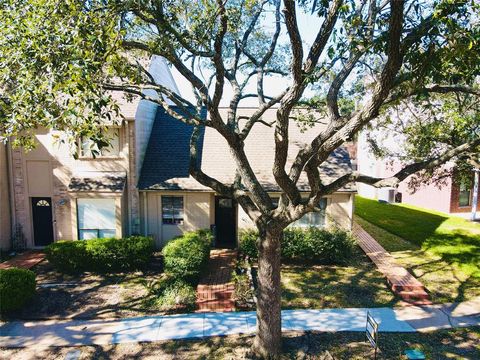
31 197 54 246
214 196 236 248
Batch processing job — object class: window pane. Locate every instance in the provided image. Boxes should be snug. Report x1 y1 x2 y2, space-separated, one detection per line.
99 229 116 238
459 190 471 206
77 198 116 229
162 196 184 224
80 137 99 157
291 198 326 228
101 128 120 157
79 229 99 240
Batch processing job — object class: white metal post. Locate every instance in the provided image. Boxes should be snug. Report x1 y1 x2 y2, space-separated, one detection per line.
471 169 479 221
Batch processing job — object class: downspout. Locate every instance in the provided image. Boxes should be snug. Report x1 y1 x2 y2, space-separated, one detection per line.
471 169 479 221
6 143 16 248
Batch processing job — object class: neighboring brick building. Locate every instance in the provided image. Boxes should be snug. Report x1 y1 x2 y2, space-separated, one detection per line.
357 130 479 218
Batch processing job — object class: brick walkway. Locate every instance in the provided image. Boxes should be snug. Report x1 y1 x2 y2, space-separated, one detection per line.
196 249 237 312
0 250 45 270
352 222 431 305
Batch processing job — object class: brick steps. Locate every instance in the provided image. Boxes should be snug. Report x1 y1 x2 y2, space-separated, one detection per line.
353 222 432 305
195 249 237 313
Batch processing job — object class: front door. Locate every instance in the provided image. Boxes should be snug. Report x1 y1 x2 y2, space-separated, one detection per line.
31 197 54 246
214 196 236 248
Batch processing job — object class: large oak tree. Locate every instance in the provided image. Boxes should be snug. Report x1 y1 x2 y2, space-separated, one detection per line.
1 0 479 357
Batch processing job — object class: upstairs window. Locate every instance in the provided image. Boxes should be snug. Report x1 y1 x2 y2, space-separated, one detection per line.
459 179 472 207
80 128 120 158
162 196 184 224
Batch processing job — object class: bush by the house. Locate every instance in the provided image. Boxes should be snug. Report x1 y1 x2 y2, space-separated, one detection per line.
0 268 36 313
162 229 212 284
239 227 355 264
45 236 154 273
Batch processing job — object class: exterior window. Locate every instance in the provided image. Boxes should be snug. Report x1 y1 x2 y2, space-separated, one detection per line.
291 198 327 228
80 128 120 158
77 198 116 239
459 180 472 207
162 196 184 224
272 196 327 227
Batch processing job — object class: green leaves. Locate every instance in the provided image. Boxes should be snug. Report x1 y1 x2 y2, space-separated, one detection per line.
0 0 123 149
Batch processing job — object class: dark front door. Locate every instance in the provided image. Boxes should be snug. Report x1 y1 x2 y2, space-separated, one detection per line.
31 197 54 246
214 196 236 248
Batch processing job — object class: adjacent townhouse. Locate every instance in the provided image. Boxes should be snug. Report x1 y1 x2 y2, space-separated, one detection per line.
357 130 480 219
138 107 356 248
2 56 178 249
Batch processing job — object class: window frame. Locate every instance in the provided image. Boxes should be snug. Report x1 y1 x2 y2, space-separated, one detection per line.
161 196 185 225
78 127 122 159
76 198 117 240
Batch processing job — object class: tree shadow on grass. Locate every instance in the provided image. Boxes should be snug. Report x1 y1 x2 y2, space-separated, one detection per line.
281 253 400 310
7 254 166 321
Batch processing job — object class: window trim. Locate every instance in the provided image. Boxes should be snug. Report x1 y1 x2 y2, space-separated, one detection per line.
78 127 122 160
161 195 185 225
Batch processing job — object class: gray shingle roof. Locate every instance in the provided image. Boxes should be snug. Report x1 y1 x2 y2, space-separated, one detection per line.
138 107 355 192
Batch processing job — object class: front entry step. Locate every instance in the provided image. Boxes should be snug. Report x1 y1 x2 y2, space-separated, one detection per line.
196 249 237 312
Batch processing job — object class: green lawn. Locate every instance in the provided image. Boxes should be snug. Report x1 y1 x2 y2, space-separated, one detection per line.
355 196 480 303
281 249 400 309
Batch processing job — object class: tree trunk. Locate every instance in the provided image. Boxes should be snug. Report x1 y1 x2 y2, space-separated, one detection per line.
252 225 283 359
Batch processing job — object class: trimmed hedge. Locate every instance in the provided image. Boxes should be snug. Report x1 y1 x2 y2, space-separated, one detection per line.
0 268 36 313
45 236 154 273
239 227 355 264
163 229 212 284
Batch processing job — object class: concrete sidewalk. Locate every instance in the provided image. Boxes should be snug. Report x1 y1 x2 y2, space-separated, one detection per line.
1 303 478 348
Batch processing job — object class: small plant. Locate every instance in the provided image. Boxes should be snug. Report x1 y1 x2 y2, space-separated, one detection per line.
155 280 197 311
0 268 36 313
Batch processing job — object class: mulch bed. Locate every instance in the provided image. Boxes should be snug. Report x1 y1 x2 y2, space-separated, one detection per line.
5 253 164 321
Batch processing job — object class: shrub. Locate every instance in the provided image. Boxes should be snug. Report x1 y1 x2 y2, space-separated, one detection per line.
163 230 212 284
238 229 258 259
0 268 36 313
239 227 355 265
45 236 154 273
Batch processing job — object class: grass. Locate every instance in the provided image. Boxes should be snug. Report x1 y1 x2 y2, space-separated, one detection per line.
2 327 478 359
281 249 400 309
355 196 480 303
